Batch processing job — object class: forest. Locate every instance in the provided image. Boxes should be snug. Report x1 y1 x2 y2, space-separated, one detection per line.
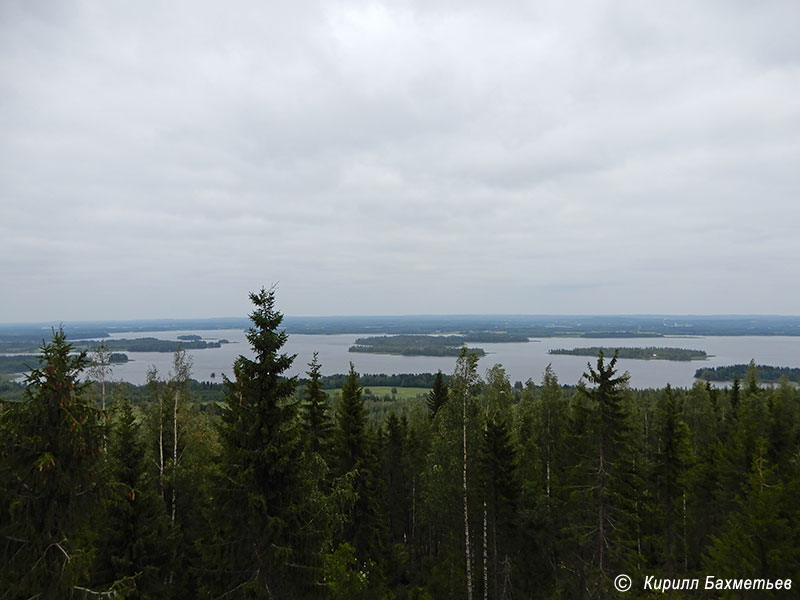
1 289 799 599
695 364 800 382
548 347 708 361
350 335 487 357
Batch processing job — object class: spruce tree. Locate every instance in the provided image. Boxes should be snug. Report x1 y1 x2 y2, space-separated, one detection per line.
383 412 411 545
303 351 333 458
427 370 448 420
563 350 637 599
209 287 326 598
704 444 800 587
93 399 173 598
653 385 691 576
481 415 520 600
0 329 104 597
333 363 386 566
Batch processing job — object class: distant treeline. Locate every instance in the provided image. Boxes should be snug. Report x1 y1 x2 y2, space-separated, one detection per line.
0 334 229 354
0 371 451 404
549 347 708 361
695 364 800 382
579 332 663 338
349 335 486 357
282 314 800 336
462 333 529 342
0 353 128 376
70 338 228 353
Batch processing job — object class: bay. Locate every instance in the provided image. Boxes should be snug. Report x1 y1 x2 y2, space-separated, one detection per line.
80 330 800 389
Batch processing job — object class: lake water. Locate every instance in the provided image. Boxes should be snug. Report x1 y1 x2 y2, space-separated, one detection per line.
77 329 800 389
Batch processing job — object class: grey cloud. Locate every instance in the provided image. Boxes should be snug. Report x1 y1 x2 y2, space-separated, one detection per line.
1 1 799 320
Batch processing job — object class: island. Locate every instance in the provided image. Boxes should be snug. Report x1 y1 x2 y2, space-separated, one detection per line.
177 334 203 341
349 335 486 357
0 353 128 376
695 364 800 382
71 338 227 353
548 347 708 361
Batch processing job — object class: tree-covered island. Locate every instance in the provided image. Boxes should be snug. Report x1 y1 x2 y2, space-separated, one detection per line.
696 363 800 381
349 334 487 356
548 346 708 361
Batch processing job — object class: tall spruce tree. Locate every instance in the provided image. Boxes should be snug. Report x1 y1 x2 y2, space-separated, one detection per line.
653 385 691 576
303 352 333 458
427 370 448 420
333 363 386 567
92 399 173 598
209 287 326 598
563 350 637 599
481 415 520 600
0 329 104 597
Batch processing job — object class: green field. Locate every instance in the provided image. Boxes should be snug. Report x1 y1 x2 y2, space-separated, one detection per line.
325 386 430 400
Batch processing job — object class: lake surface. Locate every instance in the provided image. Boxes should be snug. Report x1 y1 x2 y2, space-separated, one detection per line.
76 329 800 389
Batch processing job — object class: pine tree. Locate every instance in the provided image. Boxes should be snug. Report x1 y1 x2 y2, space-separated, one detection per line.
209 287 327 598
0 329 104 597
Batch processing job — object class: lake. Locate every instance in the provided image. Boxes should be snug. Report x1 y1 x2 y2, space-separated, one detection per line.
78 329 800 389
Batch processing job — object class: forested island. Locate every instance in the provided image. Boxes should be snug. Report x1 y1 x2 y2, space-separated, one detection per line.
0 353 128 376
2 292 800 599
695 363 800 382
349 334 486 356
0 336 227 354
549 346 708 361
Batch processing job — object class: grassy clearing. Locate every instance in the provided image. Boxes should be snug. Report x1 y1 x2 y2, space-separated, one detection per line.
324 386 430 399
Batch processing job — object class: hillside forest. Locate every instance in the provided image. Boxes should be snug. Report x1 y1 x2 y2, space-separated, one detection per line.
1 288 799 599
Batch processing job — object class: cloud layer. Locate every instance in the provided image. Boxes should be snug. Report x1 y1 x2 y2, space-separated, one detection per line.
2 0 799 320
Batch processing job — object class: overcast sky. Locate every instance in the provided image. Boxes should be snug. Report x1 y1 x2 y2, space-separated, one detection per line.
2 1 799 322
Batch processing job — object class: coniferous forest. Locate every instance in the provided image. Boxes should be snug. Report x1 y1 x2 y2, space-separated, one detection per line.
2 289 799 599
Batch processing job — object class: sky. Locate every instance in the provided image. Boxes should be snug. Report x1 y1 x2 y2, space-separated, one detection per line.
1 0 799 322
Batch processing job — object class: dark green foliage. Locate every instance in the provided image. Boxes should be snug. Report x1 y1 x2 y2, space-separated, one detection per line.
92 399 173 598
704 446 800 593
319 372 448 390
3 316 800 599
696 363 800 382
334 364 387 565
426 370 448 419
383 413 411 545
550 346 707 361
350 335 486 357
652 385 691 575
208 287 326 598
0 329 104 597
515 366 570 596
562 350 637 598
303 352 333 458
481 415 520 599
